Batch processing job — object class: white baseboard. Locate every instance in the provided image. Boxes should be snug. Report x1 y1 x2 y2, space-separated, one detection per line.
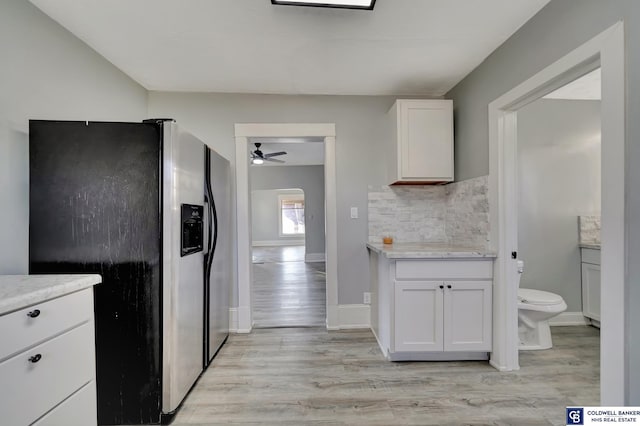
335 304 370 329
305 252 325 262
549 311 590 326
326 304 339 330
233 304 369 332
233 306 252 333
228 308 238 333
252 240 304 247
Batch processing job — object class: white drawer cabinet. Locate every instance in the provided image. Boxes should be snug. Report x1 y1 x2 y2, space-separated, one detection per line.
581 248 601 323
0 289 93 361
388 99 454 185
396 259 493 280
368 250 493 361
0 288 97 426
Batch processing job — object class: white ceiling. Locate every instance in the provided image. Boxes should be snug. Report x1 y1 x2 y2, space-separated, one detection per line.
31 0 551 96
543 68 601 100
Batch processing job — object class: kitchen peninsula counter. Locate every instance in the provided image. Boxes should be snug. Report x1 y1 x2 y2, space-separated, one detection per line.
367 243 495 361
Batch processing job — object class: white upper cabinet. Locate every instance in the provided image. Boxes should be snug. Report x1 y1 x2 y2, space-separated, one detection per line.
388 99 454 185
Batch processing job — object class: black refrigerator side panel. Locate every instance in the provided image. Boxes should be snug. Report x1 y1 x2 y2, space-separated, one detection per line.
29 120 163 424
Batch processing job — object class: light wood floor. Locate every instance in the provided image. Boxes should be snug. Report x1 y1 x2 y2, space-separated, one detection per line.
170 246 599 424
172 325 599 425
252 246 326 328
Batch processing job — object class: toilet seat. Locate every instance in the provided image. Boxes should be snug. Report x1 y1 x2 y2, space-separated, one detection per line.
518 288 563 306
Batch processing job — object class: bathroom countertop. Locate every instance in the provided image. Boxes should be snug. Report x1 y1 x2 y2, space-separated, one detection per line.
366 242 496 259
0 274 102 315
579 243 601 250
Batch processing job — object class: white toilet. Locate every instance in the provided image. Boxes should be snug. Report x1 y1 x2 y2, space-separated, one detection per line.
516 261 568 350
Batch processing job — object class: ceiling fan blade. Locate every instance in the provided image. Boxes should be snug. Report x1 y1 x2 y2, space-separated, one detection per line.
264 157 285 163
263 151 287 158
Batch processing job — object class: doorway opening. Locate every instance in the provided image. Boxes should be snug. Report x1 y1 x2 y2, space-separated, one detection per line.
234 123 337 332
515 67 602 403
249 141 327 328
488 23 624 404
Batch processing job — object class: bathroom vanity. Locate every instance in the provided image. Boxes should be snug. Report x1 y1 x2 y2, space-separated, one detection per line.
367 243 496 361
580 244 601 326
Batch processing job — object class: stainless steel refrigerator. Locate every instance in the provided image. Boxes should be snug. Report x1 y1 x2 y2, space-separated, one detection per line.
29 119 230 424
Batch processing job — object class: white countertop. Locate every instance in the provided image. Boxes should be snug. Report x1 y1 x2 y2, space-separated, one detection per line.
0 274 102 315
579 243 601 250
366 242 496 259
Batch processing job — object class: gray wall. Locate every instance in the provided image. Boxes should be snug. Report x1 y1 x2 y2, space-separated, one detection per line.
517 99 601 312
251 166 325 255
251 189 305 246
148 93 392 304
446 0 640 403
0 0 148 274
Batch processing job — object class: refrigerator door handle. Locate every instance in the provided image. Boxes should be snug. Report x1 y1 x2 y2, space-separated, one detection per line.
210 193 218 259
205 171 216 278
203 195 210 256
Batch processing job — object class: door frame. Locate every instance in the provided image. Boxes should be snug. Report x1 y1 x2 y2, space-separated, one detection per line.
488 22 625 404
234 123 337 332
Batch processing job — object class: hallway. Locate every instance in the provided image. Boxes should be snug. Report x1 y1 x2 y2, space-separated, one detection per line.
252 245 326 328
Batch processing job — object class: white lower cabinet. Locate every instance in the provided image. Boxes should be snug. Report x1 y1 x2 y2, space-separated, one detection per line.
581 247 601 322
581 263 601 321
0 288 97 426
394 280 492 353
368 251 494 361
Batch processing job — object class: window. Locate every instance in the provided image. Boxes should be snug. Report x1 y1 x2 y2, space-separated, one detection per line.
279 195 305 236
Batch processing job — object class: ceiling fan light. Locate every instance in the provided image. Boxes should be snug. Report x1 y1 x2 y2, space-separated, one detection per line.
252 158 264 165
271 0 375 10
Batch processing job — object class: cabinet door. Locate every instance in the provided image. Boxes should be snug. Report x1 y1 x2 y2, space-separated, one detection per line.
394 281 443 352
399 100 453 182
443 281 492 352
581 263 601 321
33 382 97 426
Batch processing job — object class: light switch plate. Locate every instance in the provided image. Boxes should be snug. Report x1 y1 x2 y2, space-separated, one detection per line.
350 207 358 219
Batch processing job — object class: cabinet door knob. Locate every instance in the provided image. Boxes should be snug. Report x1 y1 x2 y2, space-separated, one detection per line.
447 285 452 289
27 309 41 318
439 285 444 289
28 354 42 363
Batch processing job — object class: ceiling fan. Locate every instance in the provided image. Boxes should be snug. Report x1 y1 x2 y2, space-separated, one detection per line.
250 143 287 164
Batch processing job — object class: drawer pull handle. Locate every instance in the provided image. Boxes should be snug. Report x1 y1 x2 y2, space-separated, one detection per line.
29 354 42 363
27 309 41 318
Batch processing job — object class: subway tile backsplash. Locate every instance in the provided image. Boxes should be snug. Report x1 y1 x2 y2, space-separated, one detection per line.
368 175 489 248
